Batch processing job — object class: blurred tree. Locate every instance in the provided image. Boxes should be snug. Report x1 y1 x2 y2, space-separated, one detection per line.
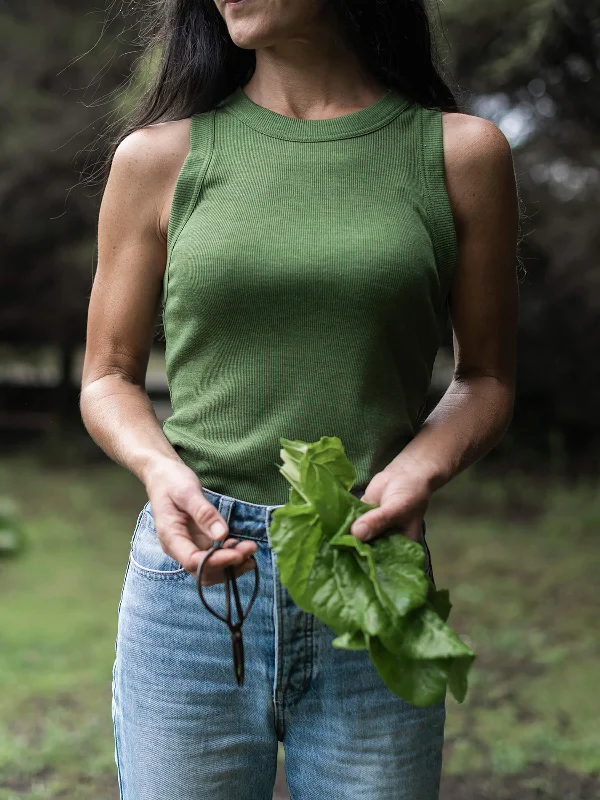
0 1 598 463
0 2 140 411
440 0 600 464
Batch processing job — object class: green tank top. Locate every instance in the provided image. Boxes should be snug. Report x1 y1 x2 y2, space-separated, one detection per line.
161 86 459 505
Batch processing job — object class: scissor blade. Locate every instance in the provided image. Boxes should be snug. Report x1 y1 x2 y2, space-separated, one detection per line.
232 630 245 686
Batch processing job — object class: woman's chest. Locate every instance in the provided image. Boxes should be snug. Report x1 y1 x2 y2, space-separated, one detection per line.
166 154 441 322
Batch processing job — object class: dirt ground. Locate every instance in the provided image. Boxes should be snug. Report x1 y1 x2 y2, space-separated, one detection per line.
3 764 598 800
439 768 600 799
272 761 600 799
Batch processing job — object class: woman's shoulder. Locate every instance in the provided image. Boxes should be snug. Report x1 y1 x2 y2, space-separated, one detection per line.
109 117 196 242
112 116 193 187
441 110 513 177
439 110 515 225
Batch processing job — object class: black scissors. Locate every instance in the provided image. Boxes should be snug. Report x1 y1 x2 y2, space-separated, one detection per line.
196 539 260 686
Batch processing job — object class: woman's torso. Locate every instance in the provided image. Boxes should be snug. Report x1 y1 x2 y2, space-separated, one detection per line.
148 86 460 505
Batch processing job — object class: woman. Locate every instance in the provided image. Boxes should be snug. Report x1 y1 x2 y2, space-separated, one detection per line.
81 0 518 797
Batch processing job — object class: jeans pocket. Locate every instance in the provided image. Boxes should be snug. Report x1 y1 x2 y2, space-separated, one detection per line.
129 502 187 579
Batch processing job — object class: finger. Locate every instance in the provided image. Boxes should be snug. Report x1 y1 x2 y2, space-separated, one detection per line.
350 505 408 542
164 521 204 572
167 532 255 577
232 555 258 579
202 539 257 567
200 554 258 586
197 540 258 584
163 525 240 569
164 527 240 572
179 491 230 542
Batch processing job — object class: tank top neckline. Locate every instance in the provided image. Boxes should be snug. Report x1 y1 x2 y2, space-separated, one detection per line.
214 84 413 142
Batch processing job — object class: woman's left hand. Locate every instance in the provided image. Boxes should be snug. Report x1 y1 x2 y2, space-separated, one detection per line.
349 466 431 543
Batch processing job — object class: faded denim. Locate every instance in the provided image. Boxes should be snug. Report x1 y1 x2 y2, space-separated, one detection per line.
112 486 445 799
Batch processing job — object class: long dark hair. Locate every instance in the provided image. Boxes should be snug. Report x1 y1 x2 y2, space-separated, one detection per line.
101 0 459 188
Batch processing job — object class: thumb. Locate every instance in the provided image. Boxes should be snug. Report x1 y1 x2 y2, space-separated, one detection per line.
184 492 229 542
350 505 394 542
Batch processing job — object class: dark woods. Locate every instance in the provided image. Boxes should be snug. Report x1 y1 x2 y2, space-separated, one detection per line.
0 0 598 468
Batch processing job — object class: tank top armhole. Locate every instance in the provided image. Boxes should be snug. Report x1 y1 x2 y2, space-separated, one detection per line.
418 106 460 302
161 109 216 310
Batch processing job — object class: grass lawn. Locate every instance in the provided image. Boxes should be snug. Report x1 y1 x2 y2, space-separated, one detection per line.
0 453 599 799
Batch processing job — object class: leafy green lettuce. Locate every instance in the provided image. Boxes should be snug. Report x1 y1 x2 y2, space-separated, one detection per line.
269 435 475 707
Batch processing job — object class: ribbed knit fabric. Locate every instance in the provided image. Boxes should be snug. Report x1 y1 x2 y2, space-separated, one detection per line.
161 86 459 505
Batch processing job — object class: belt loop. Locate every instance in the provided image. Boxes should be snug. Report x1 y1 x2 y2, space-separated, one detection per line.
218 495 234 527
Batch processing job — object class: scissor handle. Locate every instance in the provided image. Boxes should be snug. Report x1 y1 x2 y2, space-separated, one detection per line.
196 539 260 626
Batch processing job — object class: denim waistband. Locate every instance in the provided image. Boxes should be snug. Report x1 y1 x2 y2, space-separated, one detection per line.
202 485 366 543
144 486 366 543
142 485 432 577
202 487 283 542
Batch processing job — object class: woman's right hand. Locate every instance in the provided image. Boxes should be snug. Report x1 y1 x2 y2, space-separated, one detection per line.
143 456 258 586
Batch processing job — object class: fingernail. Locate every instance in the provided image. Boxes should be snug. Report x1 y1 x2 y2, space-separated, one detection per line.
353 522 368 537
210 521 228 540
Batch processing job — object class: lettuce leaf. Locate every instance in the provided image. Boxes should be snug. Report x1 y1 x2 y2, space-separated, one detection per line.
269 435 475 707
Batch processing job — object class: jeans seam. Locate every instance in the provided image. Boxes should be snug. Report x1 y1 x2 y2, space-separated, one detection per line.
113 532 133 800
128 559 189 581
130 507 188 578
285 612 314 702
302 612 313 695
112 683 125 800
218 495 234 528
269 504 285 740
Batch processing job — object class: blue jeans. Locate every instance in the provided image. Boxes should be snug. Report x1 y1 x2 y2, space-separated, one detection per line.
112 487 445 799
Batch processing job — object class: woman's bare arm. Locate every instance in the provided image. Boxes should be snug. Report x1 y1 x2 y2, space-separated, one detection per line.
81 126 178 482
80 122 258 582
350 114 519 541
